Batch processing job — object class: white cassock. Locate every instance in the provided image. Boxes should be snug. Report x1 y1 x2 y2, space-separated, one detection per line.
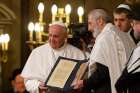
89 23 135 93
21 43 85 93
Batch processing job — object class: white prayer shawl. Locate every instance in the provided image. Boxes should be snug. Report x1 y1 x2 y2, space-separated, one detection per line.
127 42 140 73
127 29 137 44
89 23 135 93
21 43 85 93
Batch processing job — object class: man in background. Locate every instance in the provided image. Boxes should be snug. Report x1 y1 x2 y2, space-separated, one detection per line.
115 3 140 93
113 4 139 44
5 68 29 93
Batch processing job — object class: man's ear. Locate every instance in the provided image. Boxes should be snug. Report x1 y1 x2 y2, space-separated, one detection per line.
97 16 104 26
130 21 134 27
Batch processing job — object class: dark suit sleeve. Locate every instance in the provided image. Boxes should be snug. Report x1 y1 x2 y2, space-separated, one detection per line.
115 68 140 93
115 68 128 93
82 63 111 93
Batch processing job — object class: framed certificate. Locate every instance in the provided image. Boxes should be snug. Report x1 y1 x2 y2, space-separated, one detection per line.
45 56 88 92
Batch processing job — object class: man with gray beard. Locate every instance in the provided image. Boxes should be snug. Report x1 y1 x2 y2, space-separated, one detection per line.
73 9 135 93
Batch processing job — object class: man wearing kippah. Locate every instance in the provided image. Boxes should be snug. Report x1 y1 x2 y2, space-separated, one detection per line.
113 4 139 44
115 3 140 93
21 21 86 93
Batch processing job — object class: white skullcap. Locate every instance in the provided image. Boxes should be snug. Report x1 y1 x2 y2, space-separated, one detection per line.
117 4 131 11
49 21 66 28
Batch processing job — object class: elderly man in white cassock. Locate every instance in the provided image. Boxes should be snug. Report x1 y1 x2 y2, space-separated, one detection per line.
21 21 85 93
73 9 135 93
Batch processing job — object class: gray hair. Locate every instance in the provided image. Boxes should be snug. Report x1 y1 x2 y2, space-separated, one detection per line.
88 9 111 23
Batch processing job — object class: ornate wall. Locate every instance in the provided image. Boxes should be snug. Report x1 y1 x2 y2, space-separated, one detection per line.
0 0 21 92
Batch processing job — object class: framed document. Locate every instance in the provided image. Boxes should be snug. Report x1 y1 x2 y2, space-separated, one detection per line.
45 56 88 92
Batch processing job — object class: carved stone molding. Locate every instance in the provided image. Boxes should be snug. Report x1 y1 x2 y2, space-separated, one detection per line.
0 3 16 25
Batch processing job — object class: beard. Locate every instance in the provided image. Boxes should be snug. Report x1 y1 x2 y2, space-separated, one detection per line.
92 27 101 38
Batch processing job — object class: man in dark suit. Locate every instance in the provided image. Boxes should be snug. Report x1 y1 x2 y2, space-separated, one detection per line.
5 68 29 93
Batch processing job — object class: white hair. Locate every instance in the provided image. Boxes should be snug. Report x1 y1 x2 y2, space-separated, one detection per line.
50 21 66 27
49 21 67 33
88 9 111 23
49 21 67 32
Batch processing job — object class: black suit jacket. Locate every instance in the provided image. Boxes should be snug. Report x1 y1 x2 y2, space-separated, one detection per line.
4 89 29 93
115 67 140 93
82 63 111 93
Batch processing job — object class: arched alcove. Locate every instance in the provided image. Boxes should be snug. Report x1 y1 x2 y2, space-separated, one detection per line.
0 3 16 34
0 3 16 92
0 4 16 24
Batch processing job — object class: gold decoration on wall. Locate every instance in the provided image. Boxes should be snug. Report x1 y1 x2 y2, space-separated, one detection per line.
27 2 84 50
0 34 10 63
